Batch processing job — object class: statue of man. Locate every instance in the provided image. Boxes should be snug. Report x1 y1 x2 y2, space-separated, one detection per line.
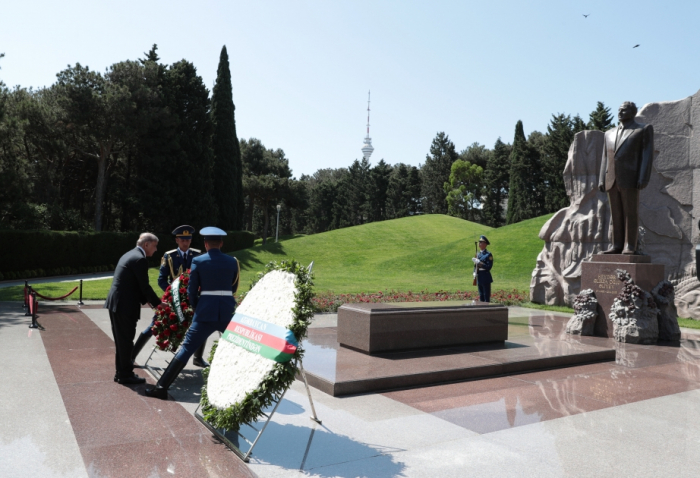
598 101 654 254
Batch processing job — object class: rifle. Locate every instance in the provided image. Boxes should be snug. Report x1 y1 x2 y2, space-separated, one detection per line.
472 241 478 286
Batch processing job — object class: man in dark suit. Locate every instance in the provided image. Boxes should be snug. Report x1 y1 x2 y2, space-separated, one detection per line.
145 227 239 400
598 101 654 254
105 233 162 385
131 225 208 367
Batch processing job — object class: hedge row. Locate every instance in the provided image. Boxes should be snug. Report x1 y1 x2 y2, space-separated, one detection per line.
0 230 255 280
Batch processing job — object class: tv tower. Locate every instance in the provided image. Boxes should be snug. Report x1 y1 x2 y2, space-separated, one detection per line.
361 91 374 161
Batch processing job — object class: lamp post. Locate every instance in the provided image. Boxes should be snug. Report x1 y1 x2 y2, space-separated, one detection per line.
275 204 281 243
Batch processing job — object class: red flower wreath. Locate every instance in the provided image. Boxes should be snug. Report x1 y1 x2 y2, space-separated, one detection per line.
152 270 194 352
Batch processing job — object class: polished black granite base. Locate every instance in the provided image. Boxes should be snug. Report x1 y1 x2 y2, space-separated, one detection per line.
301 315 617 396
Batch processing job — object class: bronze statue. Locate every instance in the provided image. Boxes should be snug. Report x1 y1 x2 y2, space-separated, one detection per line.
598 102 654 254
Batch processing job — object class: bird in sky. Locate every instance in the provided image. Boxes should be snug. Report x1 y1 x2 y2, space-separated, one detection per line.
633 44 640 48
583 14 590 18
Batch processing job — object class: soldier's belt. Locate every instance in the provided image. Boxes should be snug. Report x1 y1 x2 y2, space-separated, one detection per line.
200 291 233 296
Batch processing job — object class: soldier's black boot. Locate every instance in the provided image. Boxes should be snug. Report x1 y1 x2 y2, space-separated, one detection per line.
131 332 151 364
192 343 209 368
145 357 186 400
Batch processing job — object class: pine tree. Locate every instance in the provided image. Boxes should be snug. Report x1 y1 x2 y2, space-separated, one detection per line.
542 113 575 212
211 45 243 230
572 114 586 134
588 101 614 131
506 121 543 224
482 138 511 227
421 132 458 214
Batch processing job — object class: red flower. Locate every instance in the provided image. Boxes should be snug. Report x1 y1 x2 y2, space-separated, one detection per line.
179 287 186 294
157 304 163 310
176 333 183 339
169 313 176 320
182 321 189 328
165 285 171 292
163 329 171 337
170 324 178 331
183 278 189 285
165 307 171 314
151 329 158 336
181 302 188 309
162 340 169 348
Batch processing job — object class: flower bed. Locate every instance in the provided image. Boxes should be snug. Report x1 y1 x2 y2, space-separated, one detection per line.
200 260 314 430
312 289 528 312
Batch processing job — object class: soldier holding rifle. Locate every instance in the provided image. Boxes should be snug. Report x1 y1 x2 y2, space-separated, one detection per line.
471 235 494 302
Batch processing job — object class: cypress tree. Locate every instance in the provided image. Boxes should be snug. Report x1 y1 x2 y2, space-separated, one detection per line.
588 101 614 131
506 121 543 224
482 138 511 227
211 45 243 230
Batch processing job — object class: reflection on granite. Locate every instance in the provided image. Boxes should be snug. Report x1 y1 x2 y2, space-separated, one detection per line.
302 311 616 396
383 319 700 435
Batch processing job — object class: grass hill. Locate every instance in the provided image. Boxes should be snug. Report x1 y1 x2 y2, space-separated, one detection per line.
0 214 552 301
236 213 552 293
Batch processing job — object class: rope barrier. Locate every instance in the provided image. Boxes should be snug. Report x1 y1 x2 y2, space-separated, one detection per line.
32 286 79 301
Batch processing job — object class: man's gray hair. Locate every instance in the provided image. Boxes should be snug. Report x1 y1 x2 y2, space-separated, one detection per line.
136 232 159 247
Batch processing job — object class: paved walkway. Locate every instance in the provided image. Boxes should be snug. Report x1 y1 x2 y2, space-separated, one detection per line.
2 301 700 477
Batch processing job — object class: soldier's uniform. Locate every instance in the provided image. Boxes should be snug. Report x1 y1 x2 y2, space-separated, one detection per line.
146 227 239 400
132 225 208 367
474 235 494 302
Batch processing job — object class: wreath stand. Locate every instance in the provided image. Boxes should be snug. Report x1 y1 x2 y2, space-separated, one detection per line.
194 359 321 463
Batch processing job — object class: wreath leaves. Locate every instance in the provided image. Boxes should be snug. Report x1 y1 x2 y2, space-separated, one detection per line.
199 259 314 430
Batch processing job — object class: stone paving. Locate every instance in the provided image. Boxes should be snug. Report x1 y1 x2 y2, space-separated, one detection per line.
1 301 700 477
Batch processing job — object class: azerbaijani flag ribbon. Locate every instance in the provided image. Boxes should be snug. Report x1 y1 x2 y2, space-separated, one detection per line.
222 313 298 363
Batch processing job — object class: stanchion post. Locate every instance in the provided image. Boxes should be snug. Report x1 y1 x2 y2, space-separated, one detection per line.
25 285 33 316
78 279 84 306
23 281 28 309
29 291 40 329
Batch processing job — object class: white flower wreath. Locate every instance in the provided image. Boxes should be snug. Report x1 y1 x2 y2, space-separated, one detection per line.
200 260 314 430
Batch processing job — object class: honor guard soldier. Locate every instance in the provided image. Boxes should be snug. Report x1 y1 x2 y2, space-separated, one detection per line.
131 225 209 367
472 235 494 302
146 227 240 400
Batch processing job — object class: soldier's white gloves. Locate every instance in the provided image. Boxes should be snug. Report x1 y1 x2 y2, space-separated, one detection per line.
471 257 480 265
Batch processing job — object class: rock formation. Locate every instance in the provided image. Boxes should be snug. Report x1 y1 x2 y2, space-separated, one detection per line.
531 89 700 319
651 280 681 341
565 289 598 335
609 270 658 344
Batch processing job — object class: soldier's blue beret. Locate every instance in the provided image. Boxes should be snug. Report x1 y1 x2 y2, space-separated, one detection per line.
479 235 490 245
172 225 195 238
199 226 227 239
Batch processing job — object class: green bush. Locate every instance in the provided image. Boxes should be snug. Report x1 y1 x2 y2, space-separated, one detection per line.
0 229 255 277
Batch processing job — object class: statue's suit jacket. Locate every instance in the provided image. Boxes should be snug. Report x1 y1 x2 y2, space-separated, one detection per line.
599 121 654 191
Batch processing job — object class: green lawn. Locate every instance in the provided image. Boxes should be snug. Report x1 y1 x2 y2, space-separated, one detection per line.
0 213 551 301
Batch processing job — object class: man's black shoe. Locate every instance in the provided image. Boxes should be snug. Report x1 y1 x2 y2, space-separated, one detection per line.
192 356 210 368
117 373 146 385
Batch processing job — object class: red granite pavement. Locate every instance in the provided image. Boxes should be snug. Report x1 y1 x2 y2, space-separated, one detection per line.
39 304 256 478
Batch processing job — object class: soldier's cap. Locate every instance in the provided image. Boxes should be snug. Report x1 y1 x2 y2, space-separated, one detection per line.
199 226 227 241
478 235 490 245
172 225 195 238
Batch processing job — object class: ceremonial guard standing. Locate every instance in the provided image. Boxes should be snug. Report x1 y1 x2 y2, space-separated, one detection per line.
146 227 240 400
472 235 494 302
131 225 209 367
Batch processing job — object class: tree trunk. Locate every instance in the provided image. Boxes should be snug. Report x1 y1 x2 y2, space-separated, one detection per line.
93 142 111 232
247 197 255 233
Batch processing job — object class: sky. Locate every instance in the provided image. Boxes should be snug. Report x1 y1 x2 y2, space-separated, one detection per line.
1 0 699 177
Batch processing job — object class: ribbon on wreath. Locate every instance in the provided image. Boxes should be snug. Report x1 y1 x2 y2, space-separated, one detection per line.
222 313 298 363
170 277 187 323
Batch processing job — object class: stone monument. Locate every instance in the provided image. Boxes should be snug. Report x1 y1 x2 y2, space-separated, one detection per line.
580 102 666 337
531 88 700 320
